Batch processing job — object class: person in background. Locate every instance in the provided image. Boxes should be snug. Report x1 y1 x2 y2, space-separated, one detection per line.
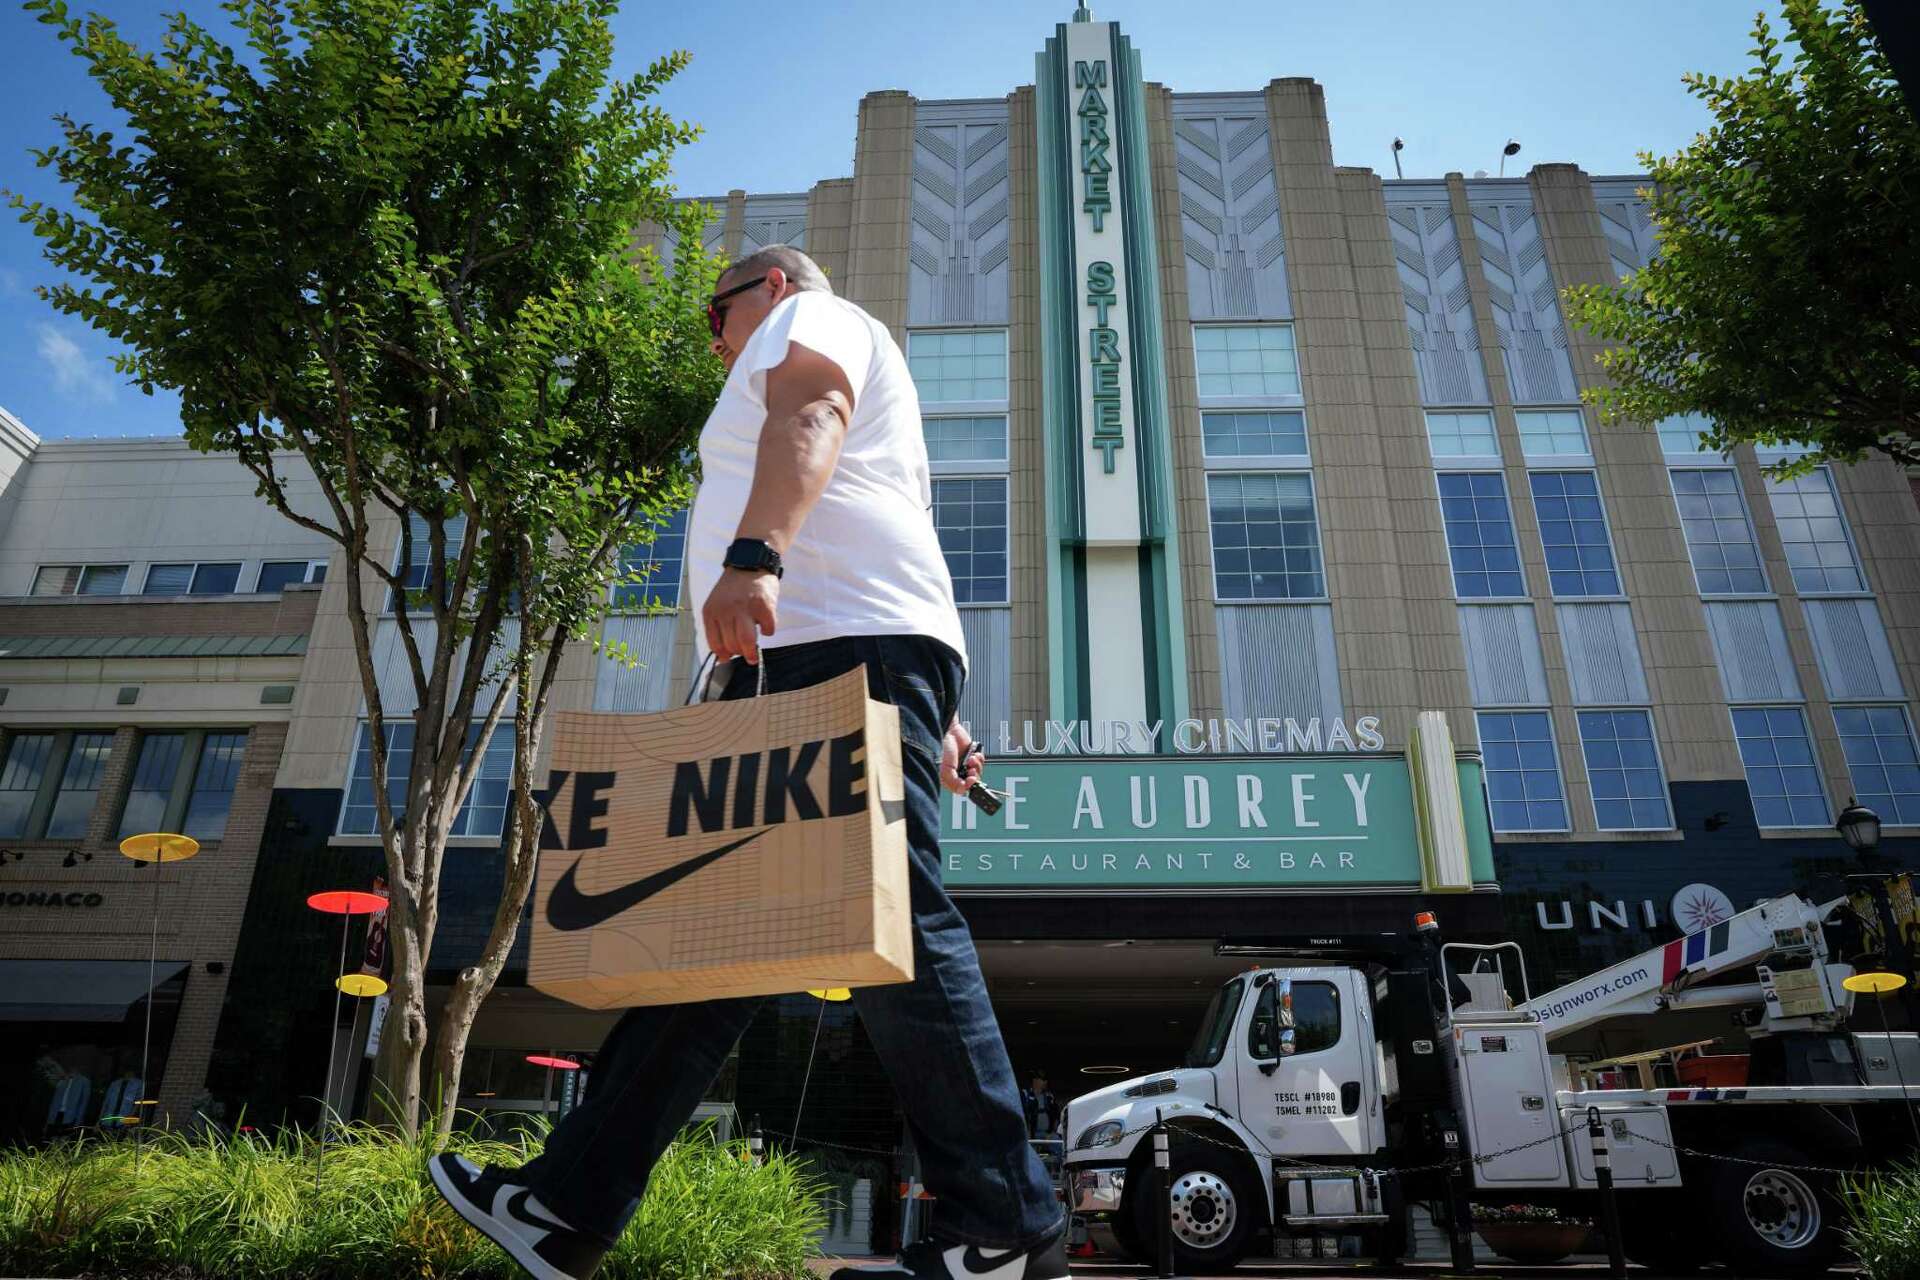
430 244 1064 1280
1020 1071 1059 1139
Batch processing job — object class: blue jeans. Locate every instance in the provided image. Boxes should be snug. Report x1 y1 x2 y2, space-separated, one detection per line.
520 633 1063 1251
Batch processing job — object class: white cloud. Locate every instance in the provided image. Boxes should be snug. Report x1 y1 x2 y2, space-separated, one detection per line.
35 323 117 406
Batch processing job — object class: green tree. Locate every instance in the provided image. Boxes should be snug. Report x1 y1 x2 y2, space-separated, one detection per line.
8 0 723 1138
1564 0 1920 469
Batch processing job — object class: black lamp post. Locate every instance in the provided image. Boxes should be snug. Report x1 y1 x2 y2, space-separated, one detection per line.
1837 800 1882 856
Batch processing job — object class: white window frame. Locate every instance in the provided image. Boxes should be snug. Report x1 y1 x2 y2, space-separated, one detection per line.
1202 469 1329 605
1656 412 1721 460
931 473 1011 608
1831 701 1920 829
1763 465 1870 599
1725 704 1831 831
905 328 1008 414
1665 466 1773 600
1474 708 1572 834
335 719 513 843
1526 469 1626 602
610 506 690 613
923 414 1011 477
1513 407 1594 466
30 563 131 597
252 559 329 593
142 560 245 597
1575 706 1675 832
1422 410 1503 468
1191 323 1304 409
1432 469 1531 603
1199 409 1311 469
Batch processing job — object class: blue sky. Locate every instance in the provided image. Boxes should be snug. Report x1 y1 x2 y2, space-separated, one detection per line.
0 0 1785 441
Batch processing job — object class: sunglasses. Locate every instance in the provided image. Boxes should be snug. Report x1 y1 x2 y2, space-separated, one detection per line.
706 275 769 339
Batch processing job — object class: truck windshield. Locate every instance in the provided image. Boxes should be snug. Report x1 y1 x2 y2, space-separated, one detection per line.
1185 976 1246 1068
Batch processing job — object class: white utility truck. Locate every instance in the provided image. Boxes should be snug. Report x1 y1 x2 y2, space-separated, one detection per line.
1062 879 1920 1276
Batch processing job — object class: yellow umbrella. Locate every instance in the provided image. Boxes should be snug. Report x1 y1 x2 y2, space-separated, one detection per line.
1844 971 1908 995
806 988 853 1002
335 974 389 998
119 832 201 863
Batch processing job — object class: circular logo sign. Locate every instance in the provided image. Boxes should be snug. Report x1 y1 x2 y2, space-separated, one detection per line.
1671 883 1737 933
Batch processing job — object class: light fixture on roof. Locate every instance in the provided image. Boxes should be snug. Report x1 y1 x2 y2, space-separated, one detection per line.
1499 139 1522 177
1391 137 1405 180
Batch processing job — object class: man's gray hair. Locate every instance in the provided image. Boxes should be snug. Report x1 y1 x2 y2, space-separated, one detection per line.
723 244 832 295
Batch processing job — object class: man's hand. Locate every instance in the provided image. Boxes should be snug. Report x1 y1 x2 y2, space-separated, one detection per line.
702 568 779 664
940 717 984 796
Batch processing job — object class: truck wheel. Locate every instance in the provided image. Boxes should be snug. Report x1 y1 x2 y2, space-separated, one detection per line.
1708 1139 1842 1276
1125 1141 1260 1272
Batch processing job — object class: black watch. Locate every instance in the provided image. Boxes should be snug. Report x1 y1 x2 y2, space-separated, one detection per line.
723 537 784 579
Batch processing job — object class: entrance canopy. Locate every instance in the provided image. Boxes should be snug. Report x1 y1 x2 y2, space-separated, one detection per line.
0 959 188 1022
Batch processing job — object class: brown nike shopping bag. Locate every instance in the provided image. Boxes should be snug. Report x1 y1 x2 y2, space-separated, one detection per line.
529 664 914 1008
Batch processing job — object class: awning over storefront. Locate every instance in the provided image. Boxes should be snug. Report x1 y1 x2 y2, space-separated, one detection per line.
0 959 188 1022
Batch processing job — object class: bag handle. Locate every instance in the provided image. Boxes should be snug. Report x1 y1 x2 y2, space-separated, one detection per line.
683 649 769 706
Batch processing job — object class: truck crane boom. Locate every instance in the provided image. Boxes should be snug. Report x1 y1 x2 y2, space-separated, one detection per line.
1516 892 1847 1040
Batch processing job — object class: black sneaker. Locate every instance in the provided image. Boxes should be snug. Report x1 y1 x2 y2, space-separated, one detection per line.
831 1235 1069 1280
430 1152 608 1280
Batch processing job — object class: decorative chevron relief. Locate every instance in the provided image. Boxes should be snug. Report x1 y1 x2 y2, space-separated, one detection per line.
1592 179 1657 282
741 193 807 254
910 106 1011 326
1386 196 1488 405
1467 197 1578 404
1170 103 1289 320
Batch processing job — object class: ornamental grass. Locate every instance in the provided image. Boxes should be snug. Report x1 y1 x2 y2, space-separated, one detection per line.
0 1118 825 1280
1845 1161 1920 1280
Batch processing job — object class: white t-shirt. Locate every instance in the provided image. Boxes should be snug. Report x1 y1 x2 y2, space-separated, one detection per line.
686 291 968 668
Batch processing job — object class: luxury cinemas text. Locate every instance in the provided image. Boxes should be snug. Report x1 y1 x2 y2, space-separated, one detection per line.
989 715 1385 755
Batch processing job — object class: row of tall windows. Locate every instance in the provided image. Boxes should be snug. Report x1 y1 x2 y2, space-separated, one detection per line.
30 559 327 598
0 728 247 842
1662 417 1920 828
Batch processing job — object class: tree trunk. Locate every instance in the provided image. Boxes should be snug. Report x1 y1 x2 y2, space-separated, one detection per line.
372 894 430 1135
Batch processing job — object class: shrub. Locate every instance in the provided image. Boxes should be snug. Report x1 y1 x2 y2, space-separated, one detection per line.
0 1120 825 1279
1845 1162 1920 1280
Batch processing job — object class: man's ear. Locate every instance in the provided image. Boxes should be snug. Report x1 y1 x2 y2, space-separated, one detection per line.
767 266 788 298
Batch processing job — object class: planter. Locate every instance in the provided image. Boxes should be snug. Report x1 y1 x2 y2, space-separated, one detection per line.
1476 1221 1589 1265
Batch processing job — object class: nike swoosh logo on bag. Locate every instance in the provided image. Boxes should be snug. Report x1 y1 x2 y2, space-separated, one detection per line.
546 829 768 932
955 1245 1025 1280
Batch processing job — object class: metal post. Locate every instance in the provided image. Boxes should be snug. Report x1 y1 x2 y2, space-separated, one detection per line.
1587 1106 1626 1279
748 1114 764 1164
1443 1159 1476 1273
317 909 351 1191
137 856 162 1169
1153 1108 1175 1279
792 995 829 1140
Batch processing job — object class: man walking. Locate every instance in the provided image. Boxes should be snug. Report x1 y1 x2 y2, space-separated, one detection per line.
432 245 1065 1280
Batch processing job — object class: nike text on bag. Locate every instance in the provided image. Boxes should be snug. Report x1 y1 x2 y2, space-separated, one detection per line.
530 665 914 1007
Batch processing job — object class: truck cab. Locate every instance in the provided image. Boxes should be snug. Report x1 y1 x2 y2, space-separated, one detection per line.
1064 961 1411 1270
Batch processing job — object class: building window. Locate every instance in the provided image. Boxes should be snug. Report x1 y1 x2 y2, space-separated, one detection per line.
612 507 689 610
1529 471 1620 597
254 560 328 593
1834 705 1920 826
183 733 247 840
1423 411 1499 460
1515 409 1590 459
907 330 1007 404
1437 472 1525 599
1248 979 1340 1058
1764 469 1866 595
1670 468 1768 595
1205 472 1325 601
30 564 128 597
1201 411 1307 460
388 512 470 612
118 732 187 836
45 732 114 839
1476 711 1568 832
1657 412 1715 458
114 730 250 841
1730 707 1828 829
1194 325 1299 399
1576 709 1672 830
339 721 514 839
932 477 1009 605
144 562 243 596
923 416 1009 465
0 733 57 838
